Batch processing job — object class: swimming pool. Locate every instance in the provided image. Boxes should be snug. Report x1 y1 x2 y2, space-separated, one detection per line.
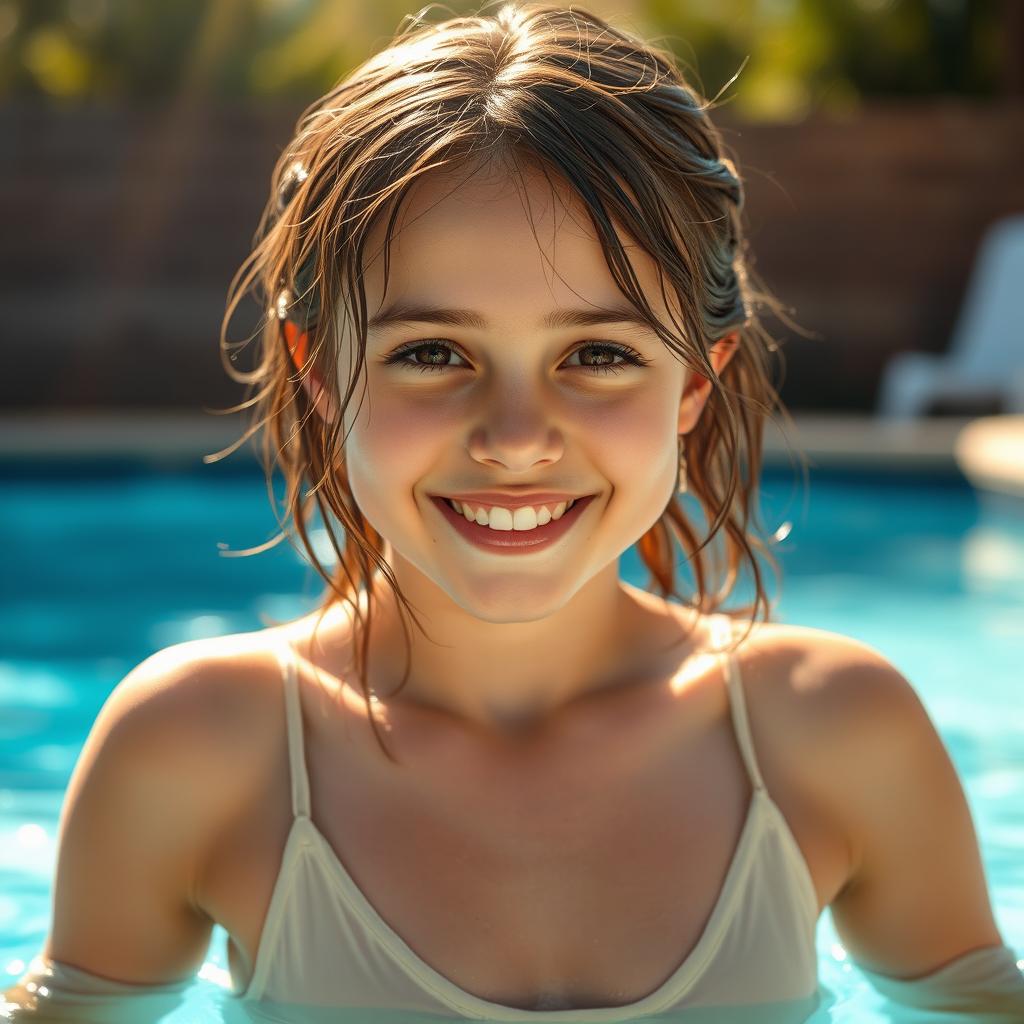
2 455 1022 1022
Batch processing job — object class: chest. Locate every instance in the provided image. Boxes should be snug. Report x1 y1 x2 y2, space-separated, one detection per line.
316 724 755 1008
199 716 847 1011
201 666 846 1011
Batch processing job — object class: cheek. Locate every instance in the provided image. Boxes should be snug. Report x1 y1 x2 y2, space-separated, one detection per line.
586 398 678 492
343 388 455 510
341 377 678 518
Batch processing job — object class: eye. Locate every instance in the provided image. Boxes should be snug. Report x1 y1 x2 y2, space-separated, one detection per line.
564 341 652 375
382 339 652 376
383 339 470 373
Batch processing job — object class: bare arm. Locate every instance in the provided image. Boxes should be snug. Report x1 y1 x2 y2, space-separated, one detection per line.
822 638 1008 978
831 647 999 974
2 645 232 1008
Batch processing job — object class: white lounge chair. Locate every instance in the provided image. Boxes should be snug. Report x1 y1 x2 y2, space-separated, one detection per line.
876 212 1024 420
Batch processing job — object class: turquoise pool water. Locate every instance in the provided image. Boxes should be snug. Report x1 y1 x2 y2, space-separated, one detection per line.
1 456 1022 1022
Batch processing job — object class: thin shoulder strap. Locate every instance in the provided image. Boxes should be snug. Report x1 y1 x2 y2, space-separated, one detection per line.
272 634 312 819
710 613 766 793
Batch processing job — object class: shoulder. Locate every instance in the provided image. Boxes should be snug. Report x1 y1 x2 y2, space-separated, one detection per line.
98 631 287 766
737 620 936 794
739 621 990 885
79 630 292 859
729 619 930 859
729 619 922 732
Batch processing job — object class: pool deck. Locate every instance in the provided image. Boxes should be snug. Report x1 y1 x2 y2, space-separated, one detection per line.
9 410 1024 498
0 411 978 471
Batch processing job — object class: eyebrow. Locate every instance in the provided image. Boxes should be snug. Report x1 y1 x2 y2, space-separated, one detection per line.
365 300 655 333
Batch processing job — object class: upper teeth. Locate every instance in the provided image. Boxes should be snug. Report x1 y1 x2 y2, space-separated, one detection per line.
446 498 577 531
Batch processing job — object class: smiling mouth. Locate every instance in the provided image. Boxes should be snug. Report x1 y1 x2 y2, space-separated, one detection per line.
440 495 580 519
430 493 597 550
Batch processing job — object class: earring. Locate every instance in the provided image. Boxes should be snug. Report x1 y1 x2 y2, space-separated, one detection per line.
677 436 688 494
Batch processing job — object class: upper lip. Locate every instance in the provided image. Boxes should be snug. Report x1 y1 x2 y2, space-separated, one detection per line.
434 491 591 509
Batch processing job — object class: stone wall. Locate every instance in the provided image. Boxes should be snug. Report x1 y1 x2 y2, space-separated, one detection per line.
2 100 1022 414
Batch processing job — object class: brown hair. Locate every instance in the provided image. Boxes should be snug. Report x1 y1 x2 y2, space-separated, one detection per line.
210 1 807 764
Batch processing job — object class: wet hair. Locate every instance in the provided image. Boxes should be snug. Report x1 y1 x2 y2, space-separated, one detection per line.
211 1 807 763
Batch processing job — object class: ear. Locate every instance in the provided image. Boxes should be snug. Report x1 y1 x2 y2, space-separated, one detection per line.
677 330 740 436
282 319 308 371
283 321 336 423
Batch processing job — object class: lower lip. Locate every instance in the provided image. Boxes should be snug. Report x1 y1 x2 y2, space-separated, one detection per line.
430 495 597 554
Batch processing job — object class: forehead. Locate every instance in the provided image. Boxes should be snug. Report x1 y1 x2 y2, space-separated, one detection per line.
357 161 677 329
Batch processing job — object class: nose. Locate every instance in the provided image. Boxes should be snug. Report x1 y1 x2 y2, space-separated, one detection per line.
465 391 566 473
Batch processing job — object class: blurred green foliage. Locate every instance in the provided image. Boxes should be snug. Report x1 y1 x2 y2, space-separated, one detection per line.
0 0 1007 120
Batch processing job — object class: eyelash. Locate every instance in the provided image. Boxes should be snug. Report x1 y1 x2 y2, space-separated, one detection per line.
383 339 652 376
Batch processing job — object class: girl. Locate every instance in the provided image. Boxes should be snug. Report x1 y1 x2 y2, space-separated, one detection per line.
6 2 1022 1020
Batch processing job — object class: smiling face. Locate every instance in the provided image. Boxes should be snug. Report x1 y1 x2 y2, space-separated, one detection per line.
306 159 733 625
